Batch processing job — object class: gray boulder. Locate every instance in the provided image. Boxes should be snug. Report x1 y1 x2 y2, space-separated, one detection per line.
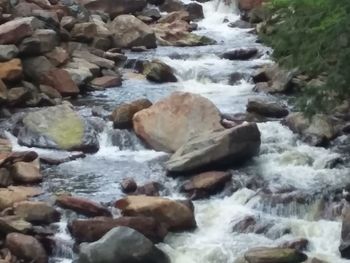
78 226 170 263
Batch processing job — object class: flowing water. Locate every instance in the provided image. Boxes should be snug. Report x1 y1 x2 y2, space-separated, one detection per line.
6 0 350 262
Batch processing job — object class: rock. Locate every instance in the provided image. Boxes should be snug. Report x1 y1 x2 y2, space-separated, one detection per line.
238 0 264 11
0 17 43 45
6 233 48 263
185 2 204 21
111 98 152 129
72 49 115 69
78 227 169 263
22 56 54 82
14 201 60 224
252 65 294 94
19 29 58 55
247 98 289 118
40 68 80 96
0 151 38 166
280 239 309 251
115 196 196 231
158 11 190 24
340 208 350 259
0 45 18 62
11 161 43 184
284 113 335 146
109 15 157 49
90 76 122 90
69 216 167 243
166 122 261 173
121 178 137 193
17 104 99 153
78 0 147 19
61 15 77 31
0 168 13 187
56 195 111 217
133 182 160 196
160 0 185 12
133 92 223 152
64 57 99 86
0 186 42 211
71 22 97 43
222 48 258 60
228 20 253 29
147 0 165 5
181 171 232 199
143 59 177 83
39 84 62 99
7 86 30 106
0 79 7 102
244 247 307 263
253 82 270 93
44 47 69 67
0 216 32 234
140 8 161 20
0 58 23 82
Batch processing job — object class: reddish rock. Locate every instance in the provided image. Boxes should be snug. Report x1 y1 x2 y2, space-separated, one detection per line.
0 17 42 45
6 233 48 263
238 0 264 11
90 75 122 89
120 178 137 193
0 58 23 82
56 195 111 217
68 216 167 243
40 68 80 96
133 182 160 196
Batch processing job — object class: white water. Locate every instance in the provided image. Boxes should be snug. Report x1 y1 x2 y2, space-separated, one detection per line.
5 1 350 262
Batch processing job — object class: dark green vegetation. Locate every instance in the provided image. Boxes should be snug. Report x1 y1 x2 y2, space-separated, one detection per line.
260 0 350 114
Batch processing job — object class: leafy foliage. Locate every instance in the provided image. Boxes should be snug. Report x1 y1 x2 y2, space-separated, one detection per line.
260 0 350 114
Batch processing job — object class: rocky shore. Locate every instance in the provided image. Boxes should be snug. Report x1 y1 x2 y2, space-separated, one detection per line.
0 0 349 263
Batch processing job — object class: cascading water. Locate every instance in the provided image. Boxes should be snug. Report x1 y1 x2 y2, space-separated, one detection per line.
8 0 349 262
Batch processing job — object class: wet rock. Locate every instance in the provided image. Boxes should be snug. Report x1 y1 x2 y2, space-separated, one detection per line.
133 182 160 196
11 160 43 184
181 171 232 199
0 168 13 187
280 239 309 251
185 2 204 21
0 186 42 210
283 113 335 146
109 15 157 49
69 216 168 243
238 0 264 11
252 65 294 94
78 0 147 19
90 75 122 90
340 208 350 259
247 98 289 118
133 92 223 152
253 82 270 93
143 59 177 83
71 22 97 43
44 47 69 67
166 122 261 173
0 216 32 234
243 247 307 263
228 20 253 29
232 215 256 233
56 195 111 217
0 45 18 62
14 201 60 225
115 196 196 231
158 11 190 24
121 178 137 193
140 8 161 20
78 227 170 263
17 104 99 153
0 17 43 45
222 48 258 60
111 98 152 129
0 151 38 166
6 233 48 263
228 72 248 85
0 58 23 82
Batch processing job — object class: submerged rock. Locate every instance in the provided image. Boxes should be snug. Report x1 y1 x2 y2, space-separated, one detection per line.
243 247 307 263
16 104 99 153
115 195 196 231
78 227 170 263
143 59 177 83
69 216 168 243
222 48 258 60
133 92 223 152
166 122 261 173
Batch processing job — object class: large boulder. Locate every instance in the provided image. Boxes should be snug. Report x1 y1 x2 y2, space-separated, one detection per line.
115 196 196 231
78 227 170 263
77 0 147 19
0 17 43 45
108 15 156 49
0 186 42 210
143 60 177 83
6 233 48 263
56 195 111 217
133 92 223 152
166 122 261 173
14 201 60 224
243 247 307 263
247 98 289 118
69 216 167 243
111 99 152 129
10 160 43 184
283 113 335 146
16 104 99 153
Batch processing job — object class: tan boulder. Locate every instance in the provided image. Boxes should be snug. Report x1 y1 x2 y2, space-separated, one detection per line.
71 22 97 43
11 160 43 184
133 92 223 152
14 201 60 224
0 186 42 210
115 195 196 231
90 75 122 90
0 216 32 234
0 79 7 103
44 47 70 66
0 58 23 82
